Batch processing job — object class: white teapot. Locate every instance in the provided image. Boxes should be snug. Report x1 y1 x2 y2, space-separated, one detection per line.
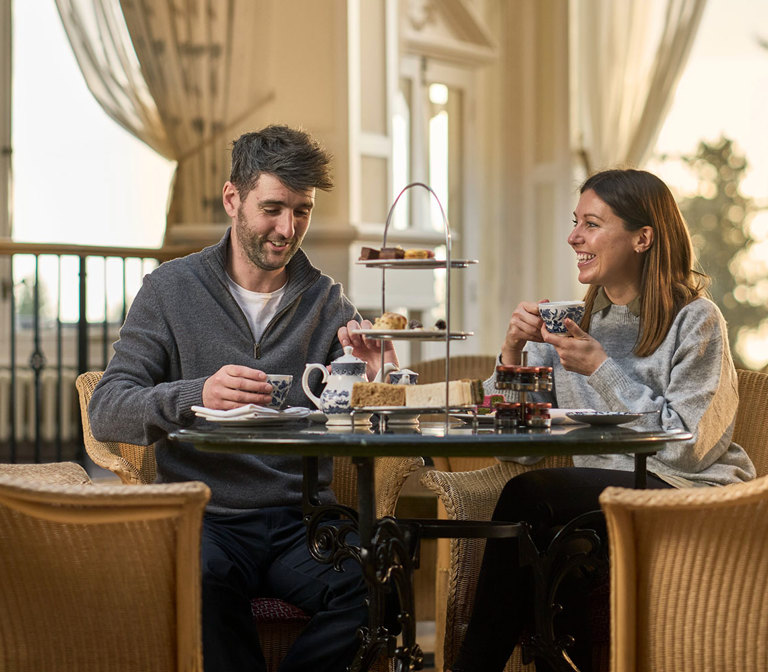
301 346 397 422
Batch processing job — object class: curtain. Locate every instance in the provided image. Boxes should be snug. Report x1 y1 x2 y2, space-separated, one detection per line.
55 0 274 242
571 0 707 174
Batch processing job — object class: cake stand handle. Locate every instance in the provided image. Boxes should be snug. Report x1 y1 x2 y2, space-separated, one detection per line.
383 182 453 424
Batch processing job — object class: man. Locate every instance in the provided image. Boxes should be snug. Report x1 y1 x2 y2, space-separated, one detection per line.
90 124 397 672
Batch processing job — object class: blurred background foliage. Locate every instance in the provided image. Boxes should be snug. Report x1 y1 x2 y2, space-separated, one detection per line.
678 136 768 369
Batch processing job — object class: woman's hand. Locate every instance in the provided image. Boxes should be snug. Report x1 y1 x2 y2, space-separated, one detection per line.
338 319 399 381
542 318 607 376
501 301 547 364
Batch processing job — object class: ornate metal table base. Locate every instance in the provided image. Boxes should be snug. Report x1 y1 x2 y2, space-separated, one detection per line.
302 457 613 672
303 456 424 672
519 511 609 671
304 508 424 671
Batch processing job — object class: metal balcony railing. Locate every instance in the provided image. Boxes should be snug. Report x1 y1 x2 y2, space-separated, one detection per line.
0 240 198 464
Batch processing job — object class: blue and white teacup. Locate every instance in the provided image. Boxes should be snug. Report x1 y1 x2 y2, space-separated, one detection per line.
538 301 586 334
266 374 293 409
389 369 419 385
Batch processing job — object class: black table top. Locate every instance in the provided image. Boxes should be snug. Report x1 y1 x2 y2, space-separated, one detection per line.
169 421 691 458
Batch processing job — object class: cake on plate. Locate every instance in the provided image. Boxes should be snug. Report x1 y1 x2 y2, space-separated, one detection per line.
351 382 406 407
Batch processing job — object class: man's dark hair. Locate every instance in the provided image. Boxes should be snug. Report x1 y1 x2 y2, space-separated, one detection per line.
229 125 333 197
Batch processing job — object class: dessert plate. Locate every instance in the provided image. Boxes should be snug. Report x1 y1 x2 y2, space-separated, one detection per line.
325 412 372 427
451 412 496 425
349 328 473 341
452 409 598 425
361 406 422 425
356 258 478 269
550 408 596 424
565 411 650 426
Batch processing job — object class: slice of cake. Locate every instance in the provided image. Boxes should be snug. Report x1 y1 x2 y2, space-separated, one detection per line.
404 380 482 408
351 382 406 408
379 247 405 259
359 246 380 260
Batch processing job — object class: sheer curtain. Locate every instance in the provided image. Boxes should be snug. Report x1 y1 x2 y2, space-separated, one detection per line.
55 0 274 243
571 0 707 174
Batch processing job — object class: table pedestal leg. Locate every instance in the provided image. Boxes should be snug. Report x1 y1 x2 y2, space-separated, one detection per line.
303 457 423 672
351 456 424 672
347 515 424 672
519 510 608 672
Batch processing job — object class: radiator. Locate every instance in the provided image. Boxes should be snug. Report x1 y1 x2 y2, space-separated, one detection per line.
0 368 78 442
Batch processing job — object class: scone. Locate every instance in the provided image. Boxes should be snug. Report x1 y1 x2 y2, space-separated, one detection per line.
372 311 408 330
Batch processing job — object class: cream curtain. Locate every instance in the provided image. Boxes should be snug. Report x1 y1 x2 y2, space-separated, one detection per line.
571 0 707 174
55 0 274 242
54 0 172 159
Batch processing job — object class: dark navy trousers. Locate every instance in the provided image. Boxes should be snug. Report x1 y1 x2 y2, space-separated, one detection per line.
201 506 368 672
453 468 673 672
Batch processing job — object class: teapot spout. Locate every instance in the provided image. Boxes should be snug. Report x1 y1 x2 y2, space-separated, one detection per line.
373 362 398 383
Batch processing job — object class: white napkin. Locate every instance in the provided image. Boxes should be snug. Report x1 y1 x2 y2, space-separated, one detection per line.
550 408 596 424
191 404 309 419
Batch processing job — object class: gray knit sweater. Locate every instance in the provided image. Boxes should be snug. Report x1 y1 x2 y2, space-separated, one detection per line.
89 230 360 513
485 296 755 486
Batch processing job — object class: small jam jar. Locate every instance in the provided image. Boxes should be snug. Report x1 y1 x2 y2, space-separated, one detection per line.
534 366 553 392
513 367 538 391
495 365 519 390
495 402 522 428
525 402 552 428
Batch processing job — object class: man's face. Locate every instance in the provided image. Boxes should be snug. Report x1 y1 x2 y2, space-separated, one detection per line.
226 173 315 272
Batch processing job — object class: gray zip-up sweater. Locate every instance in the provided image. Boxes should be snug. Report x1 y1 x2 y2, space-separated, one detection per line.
89 229 360 513
486 294 755 486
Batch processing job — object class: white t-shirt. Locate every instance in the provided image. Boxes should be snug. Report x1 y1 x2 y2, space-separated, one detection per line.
226 274 286 342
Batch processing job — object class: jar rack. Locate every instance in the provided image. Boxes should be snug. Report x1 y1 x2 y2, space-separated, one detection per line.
493 351 553 429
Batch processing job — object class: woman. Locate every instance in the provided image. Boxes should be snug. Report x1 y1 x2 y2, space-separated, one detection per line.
450 169 755 672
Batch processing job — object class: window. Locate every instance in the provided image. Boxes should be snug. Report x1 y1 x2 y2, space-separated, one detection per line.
10 0 175 322
12 0 174 249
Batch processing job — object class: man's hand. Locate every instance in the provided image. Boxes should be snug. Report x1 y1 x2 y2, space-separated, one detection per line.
202 365 272 409
542 318 607 376
338 319 399 381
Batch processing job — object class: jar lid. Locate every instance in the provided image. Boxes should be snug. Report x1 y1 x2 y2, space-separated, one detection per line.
496 365 520 373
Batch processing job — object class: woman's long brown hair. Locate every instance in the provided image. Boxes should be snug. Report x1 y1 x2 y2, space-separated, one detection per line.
578 169 709 356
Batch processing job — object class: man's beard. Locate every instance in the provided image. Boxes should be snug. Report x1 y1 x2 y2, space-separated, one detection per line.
235 207 302 271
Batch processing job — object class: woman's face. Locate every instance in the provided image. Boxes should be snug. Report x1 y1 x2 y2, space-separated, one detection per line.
568 189 650 304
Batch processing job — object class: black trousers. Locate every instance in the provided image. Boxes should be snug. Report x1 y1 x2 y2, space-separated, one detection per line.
201 506 368 672
452 468 672 672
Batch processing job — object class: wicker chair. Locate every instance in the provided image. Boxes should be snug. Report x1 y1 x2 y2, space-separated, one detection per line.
419 367 768 672
75 371 423 672
0 460 93 485
600 474 768 672
0 470 210 672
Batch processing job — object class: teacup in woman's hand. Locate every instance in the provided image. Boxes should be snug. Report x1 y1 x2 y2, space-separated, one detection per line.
538 301 585 333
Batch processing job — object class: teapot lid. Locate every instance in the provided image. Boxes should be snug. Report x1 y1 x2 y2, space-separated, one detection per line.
333 345 365 365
